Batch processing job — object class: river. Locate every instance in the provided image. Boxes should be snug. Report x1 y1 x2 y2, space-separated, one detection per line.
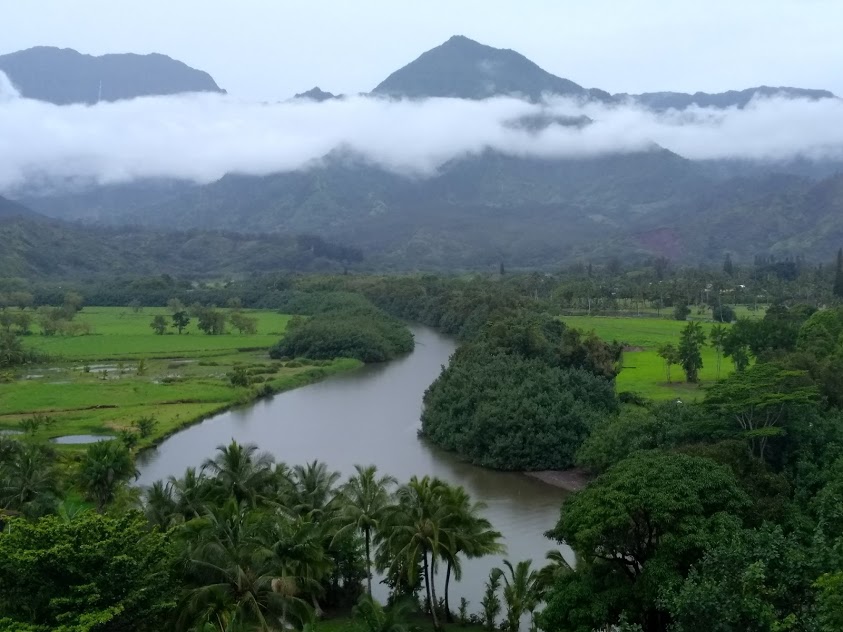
136 326 570 606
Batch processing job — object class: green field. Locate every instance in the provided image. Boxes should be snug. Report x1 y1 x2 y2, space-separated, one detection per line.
25 306 291 359
560 315 735 401
2 307 360 450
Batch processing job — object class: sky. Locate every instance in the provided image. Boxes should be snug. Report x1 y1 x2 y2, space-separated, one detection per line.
2 0 843 101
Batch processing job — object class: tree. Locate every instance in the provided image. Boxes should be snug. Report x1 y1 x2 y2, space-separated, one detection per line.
133 415 158 438
380 476 454 631
656 343 680 383
150 314 167 335
834 248 843 300
335 465 397 595
673 303 691 321
177 501 313 631
499 559 541 632
195 307 227 335
14 311 32 335
709 324 728 379
439 484 503 622
481 568 503 631
712 304 736 323
79 440 139 511
0 441 59 517
545 451 749 631
201 440 275 507
172 310 191 334
723 253 734 276
678 321 706 383
230 311 259 334
704 363 819 460
167 297 186 314
0 512 178 631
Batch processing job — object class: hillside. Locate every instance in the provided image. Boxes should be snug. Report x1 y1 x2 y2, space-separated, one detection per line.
372 35 610 101
0 207 360 279
0 46 223 104
623 86 837 111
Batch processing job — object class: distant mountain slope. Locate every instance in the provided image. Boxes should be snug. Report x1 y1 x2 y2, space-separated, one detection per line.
0 46 224 104
372 35 610 101
293 87 341 101
0 208 359 279
0 195 40 219
622 86 836 111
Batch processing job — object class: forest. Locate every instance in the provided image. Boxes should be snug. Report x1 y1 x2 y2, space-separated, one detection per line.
2 254 843 631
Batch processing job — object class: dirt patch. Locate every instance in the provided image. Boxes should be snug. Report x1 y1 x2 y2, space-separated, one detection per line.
524 468 592 492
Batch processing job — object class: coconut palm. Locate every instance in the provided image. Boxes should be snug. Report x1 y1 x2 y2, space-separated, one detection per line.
144 480 178 530
170 466 213 521
289 460 341 518
201 441 275 507
534 549 573 599
0 442 58 517
499 559 541 632
380 475 455 632
439 485 504 622
176 500 312 632
334 464 397 595
79 439 138 512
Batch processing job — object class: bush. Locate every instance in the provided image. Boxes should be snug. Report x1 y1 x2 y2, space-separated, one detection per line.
712 304 736 323
674 303 691 321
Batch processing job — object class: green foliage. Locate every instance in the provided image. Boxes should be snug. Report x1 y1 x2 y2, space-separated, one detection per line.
171 310 190 334
0 512 178 631
673 303 690 321
229 311 258 334
270 292 413 363
422 344 617 470
0 330 38 367
78 440 138 511
149 314 167 334
712 304 736 323
545 451 749 631
679 321 706 382
0 440 59 518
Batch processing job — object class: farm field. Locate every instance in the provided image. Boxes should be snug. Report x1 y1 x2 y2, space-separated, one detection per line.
1 306 360 450
560 315 735 401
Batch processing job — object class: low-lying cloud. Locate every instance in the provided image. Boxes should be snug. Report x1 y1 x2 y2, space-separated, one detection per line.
1 69 842 193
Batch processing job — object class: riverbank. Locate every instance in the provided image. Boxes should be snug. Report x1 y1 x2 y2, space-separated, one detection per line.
524 467 591 492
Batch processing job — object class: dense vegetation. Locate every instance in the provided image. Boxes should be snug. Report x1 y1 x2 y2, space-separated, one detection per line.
421 314 621 470
269 292 414 362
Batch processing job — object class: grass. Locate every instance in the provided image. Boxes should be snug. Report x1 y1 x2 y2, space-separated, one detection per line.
560 315 736 401
24 306 291 359
3 306 361 451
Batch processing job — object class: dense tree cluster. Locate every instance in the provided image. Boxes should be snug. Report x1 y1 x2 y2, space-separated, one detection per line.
270 292 414 363
421 313 621 470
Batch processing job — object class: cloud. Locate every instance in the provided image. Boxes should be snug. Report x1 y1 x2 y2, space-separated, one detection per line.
1 69 842 193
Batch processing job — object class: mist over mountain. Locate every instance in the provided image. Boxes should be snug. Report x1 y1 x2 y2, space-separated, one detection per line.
0 46 224 104
3 35 843 272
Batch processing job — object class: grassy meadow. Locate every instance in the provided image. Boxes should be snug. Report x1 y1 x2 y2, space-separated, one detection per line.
2 306 360 450
560 315 736 401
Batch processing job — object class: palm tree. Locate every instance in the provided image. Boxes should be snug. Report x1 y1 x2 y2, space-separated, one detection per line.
289 460 341 518
334 464 397 595
144 480 178 530
176 500 312 631
439 485 504 622
481 568 503 631
534 550 572 601
380 476 454 632
499 559 541 632
0 442 58 517
353 594 416 632
79 439 138 512
170 466 213 522
201 441 275 507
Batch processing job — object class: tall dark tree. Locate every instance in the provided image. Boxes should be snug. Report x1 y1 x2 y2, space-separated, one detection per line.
834 248 843 299
679 321 706 383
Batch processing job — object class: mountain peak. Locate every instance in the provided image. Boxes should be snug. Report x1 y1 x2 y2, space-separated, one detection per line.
293 86 341 101
0 46 224 104
372 35 603 102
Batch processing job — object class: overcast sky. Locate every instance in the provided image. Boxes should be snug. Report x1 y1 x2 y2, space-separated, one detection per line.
2 0 842 101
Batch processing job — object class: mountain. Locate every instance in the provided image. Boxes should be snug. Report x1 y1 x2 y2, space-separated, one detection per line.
0 195 39 219
622 86 836 111
0 206 359 279
372 35 611 102
293 87 341 101
0 46 224 104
